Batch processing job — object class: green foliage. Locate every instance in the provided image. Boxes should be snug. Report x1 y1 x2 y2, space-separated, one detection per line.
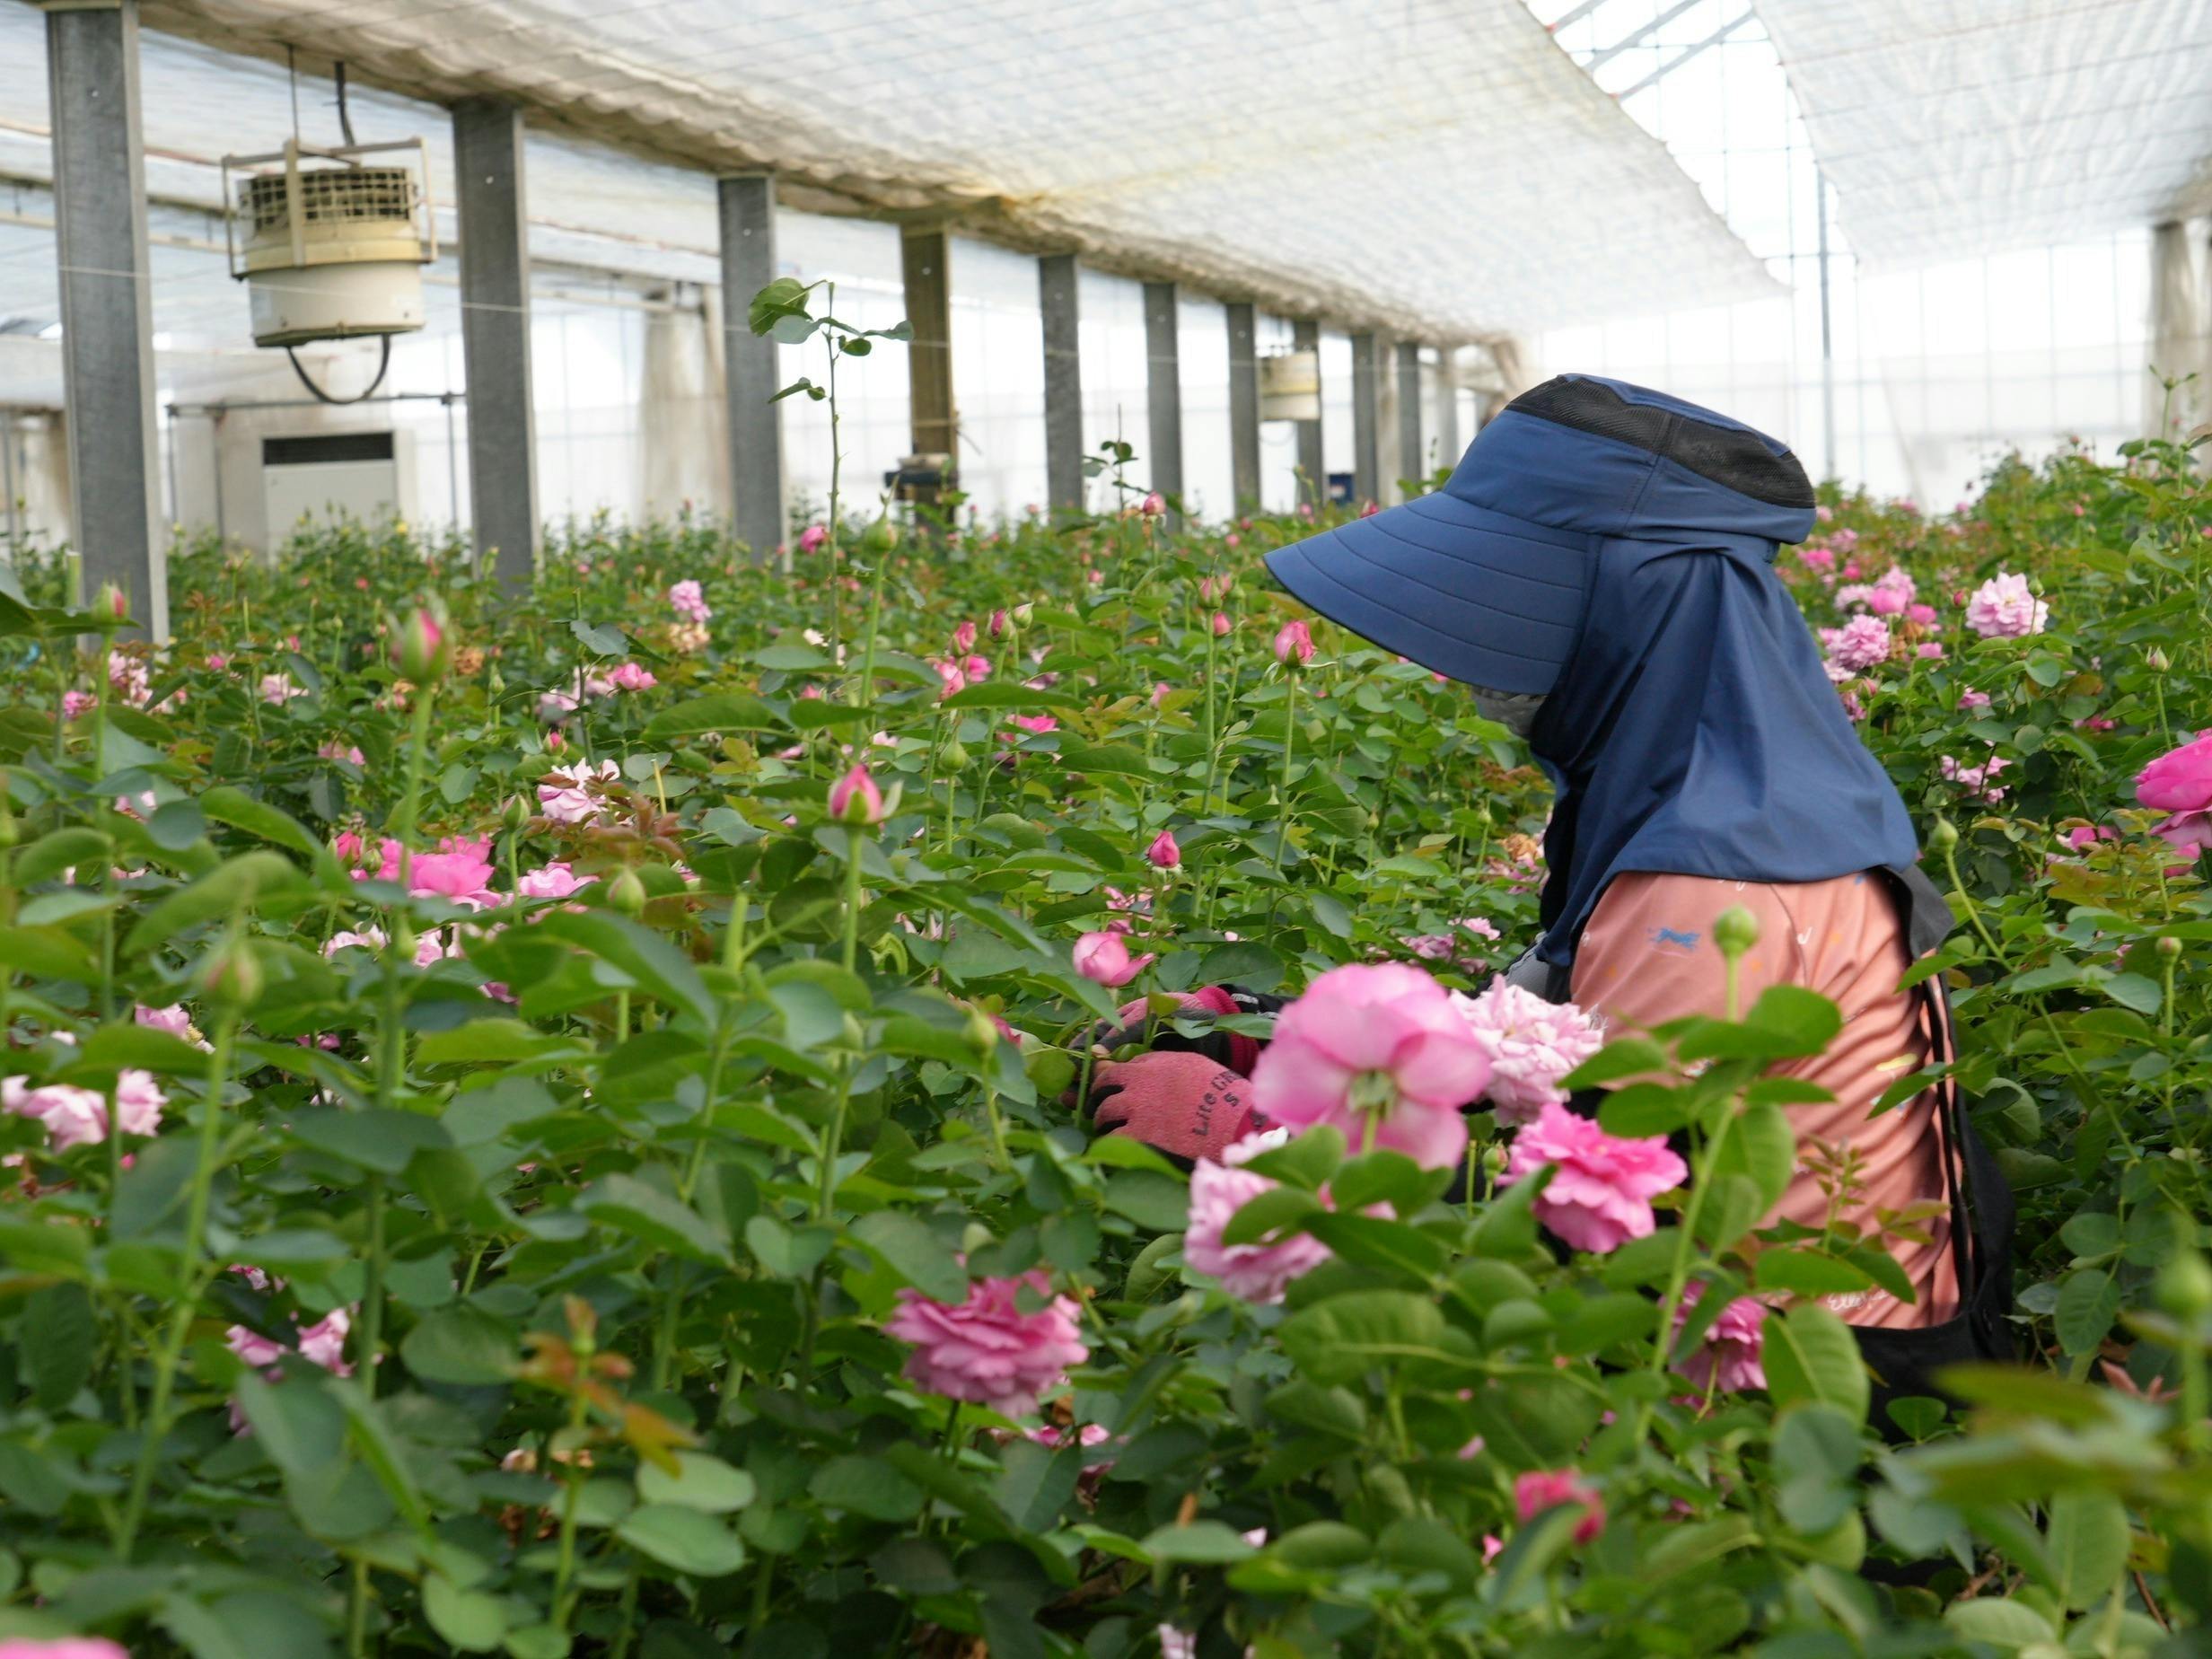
0 434 2205 1656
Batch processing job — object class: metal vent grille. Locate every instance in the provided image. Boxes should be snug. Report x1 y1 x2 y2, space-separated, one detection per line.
240 166 417 233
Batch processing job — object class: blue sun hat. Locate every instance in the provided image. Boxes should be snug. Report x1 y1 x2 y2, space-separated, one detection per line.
1266 373 1918 967
1264 374 1820 694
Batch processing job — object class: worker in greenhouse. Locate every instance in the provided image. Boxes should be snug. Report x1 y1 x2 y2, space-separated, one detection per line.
1083 373 2013 1400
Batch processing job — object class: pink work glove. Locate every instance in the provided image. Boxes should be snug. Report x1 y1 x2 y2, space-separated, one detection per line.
1089 985 1262 1075
1087 1051 1258 1165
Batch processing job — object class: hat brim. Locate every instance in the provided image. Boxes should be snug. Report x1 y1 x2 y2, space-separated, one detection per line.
1263 491 1593 695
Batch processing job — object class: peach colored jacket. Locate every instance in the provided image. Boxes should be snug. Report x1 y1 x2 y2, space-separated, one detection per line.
1572 871 1959 1329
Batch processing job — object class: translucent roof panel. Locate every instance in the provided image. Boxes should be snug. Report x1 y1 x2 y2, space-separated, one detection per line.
1751 0 2212 268
123 0 1778 337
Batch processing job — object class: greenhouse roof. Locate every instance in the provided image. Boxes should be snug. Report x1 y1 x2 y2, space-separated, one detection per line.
66 0 1780 339
1754 0 2212 268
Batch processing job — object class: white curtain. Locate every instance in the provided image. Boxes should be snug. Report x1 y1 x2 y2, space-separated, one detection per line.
639 285 729 522
2147 220 2207 441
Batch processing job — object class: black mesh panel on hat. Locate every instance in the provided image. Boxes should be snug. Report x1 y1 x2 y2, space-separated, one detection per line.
1508 377 1815 511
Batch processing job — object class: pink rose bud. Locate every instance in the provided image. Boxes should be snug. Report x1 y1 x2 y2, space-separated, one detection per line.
988 608 1010 638
1146 829 1181 869
798 524 830 554
952 619 978 654
1013 603 1033 626
1212 611 1232 637
1273 619 1314 666
1073 930 1154 988
1359 500 1380 518
1140 491 1165 517
829 762 885 825
393 603 452 683
94 582 128 622
1224 532 1242 550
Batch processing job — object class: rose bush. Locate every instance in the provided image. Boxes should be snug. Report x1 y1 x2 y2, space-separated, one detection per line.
0 391 2204 1655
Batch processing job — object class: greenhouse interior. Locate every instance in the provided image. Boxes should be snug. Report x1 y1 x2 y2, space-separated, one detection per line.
3 0 2212 1655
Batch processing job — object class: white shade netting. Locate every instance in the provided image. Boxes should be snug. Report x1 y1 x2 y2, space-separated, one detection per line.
63 0 1782 339
1751 0 2212 269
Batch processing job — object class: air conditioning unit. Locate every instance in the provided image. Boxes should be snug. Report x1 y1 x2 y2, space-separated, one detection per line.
261 429 416 540
1260 349 1321 422
221 138 435 348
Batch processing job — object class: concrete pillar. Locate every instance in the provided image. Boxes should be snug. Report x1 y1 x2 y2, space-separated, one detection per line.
1225 302 1260 510
452 100 538 588
45 0 165 637
900 224 955 490
1292 318 1323 507
1436 346 1462 468
718 175 785 558
1039 253 1084 514
1395 338 1423 493
1350 330 1381 506
1142 281 1183 513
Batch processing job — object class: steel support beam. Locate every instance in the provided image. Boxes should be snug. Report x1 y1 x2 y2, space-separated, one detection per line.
1224 302 1260 510
900 224 956 489
1292 318 1323 506
45 0 164 636
1436 346 1462 467
1039 253 1084 514
718 174 785 558
452 99 538 588
1585 0 1702 71
1394 338 1423 492
1613 9 1755 101
1142 281 1183 515
1350 330 1381 506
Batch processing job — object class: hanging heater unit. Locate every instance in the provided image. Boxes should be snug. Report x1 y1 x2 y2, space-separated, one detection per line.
220 138 436 349
1260 349 1321 422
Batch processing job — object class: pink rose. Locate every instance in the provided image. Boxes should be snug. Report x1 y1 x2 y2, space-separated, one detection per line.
952 619 978 654
3 1077 110 1152
2152 810 2212 858
1958 690 1992 711
1964 572 2048 638
1453 979 1603 1127
518 861 589 900
1818 615 1891 673
2137 732 2212 815
0 1638 134 1659
1939 753 2008 803
1073 931 1154 988
1251 962 1491 1171
1503 1101 1686 1253
884 1270 1088 1416
667 579 711 625
1906 603 1938 627
538 759 620 825
1674 1284 1767 1393
1146 829 1181 870
1184 1129 1334 1304
1273 619 1314 666
408 837 498 905
1514 1469 1605 1544
113 1069 166 1137
1010 714 1058 736
1211 611 1232 637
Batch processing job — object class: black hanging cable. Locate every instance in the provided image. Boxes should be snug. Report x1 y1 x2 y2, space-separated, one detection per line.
335 60 358 148
286 334 392 405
